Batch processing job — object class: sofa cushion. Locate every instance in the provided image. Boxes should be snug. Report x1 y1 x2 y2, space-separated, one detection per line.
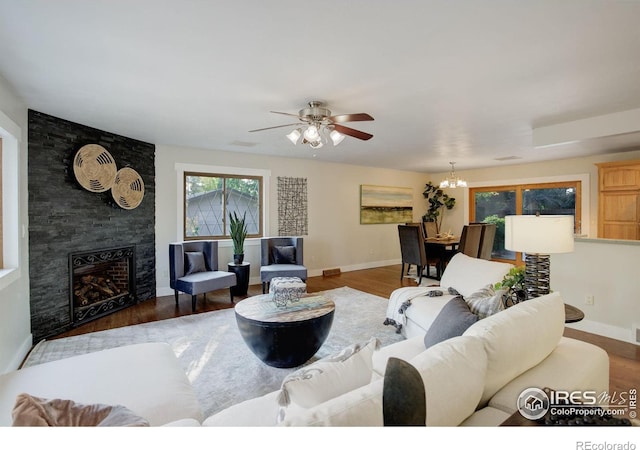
12 393 149 427
458 406 511 426
462 292 565 406
439 253 513 298
276 337 379 422
202 390 284 427
281 335 487 427
488 337 610 415
279 379 385 426
464 284 507 319
423 296 479 348
371 335 426 378
409 336 487 426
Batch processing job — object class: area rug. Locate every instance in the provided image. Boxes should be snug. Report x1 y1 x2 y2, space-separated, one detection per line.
23 286 404 419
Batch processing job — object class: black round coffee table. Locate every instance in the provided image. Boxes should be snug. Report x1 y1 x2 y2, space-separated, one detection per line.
234 294 335 368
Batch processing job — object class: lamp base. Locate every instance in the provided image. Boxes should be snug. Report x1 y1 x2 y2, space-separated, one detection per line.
524 253 550 299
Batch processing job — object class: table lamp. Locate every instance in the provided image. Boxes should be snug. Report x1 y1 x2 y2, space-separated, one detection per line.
504 214 575 299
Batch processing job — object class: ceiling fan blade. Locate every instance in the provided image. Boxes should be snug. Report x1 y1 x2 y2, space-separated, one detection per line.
248 123 301 132
329 113 374 123
333 124 373 141
270 111 301 118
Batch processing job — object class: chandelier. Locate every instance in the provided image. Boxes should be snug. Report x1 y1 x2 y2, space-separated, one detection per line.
286 124 345 149
439 162 467 189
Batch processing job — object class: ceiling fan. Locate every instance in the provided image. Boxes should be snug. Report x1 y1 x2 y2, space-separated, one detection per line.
249 101 374 148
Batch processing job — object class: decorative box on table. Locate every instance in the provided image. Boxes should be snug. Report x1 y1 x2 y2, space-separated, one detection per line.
269 277 307 307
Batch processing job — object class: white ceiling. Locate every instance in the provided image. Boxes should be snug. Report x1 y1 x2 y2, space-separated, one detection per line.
1 0 640 173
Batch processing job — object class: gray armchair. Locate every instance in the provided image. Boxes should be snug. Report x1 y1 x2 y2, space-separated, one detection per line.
169 240 237 312
260 237 307 293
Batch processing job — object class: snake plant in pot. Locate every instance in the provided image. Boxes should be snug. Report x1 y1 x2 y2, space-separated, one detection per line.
229 211 248 264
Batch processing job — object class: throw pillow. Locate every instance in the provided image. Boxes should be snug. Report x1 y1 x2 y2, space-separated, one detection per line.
276 337 380 422
184 251 206 275
423 296 479 349
464 284 507 319
12 393 149 427
383 357 426 426
272 245 296 264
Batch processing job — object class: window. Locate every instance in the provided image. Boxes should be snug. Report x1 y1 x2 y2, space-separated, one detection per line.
470 181 581 264
184 172 263 240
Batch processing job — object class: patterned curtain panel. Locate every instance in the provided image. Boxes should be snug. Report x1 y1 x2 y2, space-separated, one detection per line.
277 177 308 236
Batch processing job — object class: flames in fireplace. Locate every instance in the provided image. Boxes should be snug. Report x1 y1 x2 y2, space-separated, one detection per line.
69 246 137 326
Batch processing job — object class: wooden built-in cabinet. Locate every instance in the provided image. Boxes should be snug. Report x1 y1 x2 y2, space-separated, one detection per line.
596 160 640 240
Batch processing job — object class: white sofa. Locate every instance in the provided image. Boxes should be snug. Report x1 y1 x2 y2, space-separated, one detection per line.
202 291 609 426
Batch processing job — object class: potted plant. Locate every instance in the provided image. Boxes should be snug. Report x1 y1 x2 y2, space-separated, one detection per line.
229 211 248 264
422 181 456 234
495 266 527 306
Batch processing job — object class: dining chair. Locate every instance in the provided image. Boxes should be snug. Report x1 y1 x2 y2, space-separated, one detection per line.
423 221 439 239
398 224 440 284
457 224 484 258
477 223 497 260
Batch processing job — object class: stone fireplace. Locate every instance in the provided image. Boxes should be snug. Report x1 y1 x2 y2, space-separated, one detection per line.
28 110 156 341
69 246 137 327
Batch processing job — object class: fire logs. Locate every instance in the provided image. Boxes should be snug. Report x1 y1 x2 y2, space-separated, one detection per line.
74 275 122 307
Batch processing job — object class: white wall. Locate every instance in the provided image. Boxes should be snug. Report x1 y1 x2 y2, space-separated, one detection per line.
553 239 640 344
0 74 31 373
155 145 431 296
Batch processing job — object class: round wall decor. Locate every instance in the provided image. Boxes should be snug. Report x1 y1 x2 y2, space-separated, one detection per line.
112 167 145 210
73 144 118 192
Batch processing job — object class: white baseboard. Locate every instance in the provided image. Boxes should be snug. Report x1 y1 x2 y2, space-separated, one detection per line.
314 259 401 276
566 318 638 346
4 333 33 372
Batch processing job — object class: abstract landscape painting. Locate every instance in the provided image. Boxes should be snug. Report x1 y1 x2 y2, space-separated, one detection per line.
360 184 413 224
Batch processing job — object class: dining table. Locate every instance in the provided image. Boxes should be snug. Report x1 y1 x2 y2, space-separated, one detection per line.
424 236 461 279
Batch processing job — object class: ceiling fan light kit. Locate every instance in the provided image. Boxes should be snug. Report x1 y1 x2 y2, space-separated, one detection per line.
250 101 374 149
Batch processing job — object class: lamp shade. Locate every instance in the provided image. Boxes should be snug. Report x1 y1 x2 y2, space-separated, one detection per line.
330 130 345 146
505 215 575 254
286 128 301 144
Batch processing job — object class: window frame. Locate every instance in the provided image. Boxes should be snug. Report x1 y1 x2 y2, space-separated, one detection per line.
469 180 582 265
176 163 270 244
0 109 22 290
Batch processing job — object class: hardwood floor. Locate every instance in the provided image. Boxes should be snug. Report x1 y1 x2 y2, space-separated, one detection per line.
53 264 638 414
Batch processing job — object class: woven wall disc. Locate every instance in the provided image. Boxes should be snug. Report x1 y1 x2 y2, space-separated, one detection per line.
73 144 117 192
112 167 145 210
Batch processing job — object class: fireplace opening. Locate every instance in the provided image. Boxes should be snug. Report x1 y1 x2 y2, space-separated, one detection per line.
69 246 137 327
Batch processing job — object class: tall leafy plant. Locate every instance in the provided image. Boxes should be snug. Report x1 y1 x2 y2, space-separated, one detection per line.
422 181 456 233
229 211 248 255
